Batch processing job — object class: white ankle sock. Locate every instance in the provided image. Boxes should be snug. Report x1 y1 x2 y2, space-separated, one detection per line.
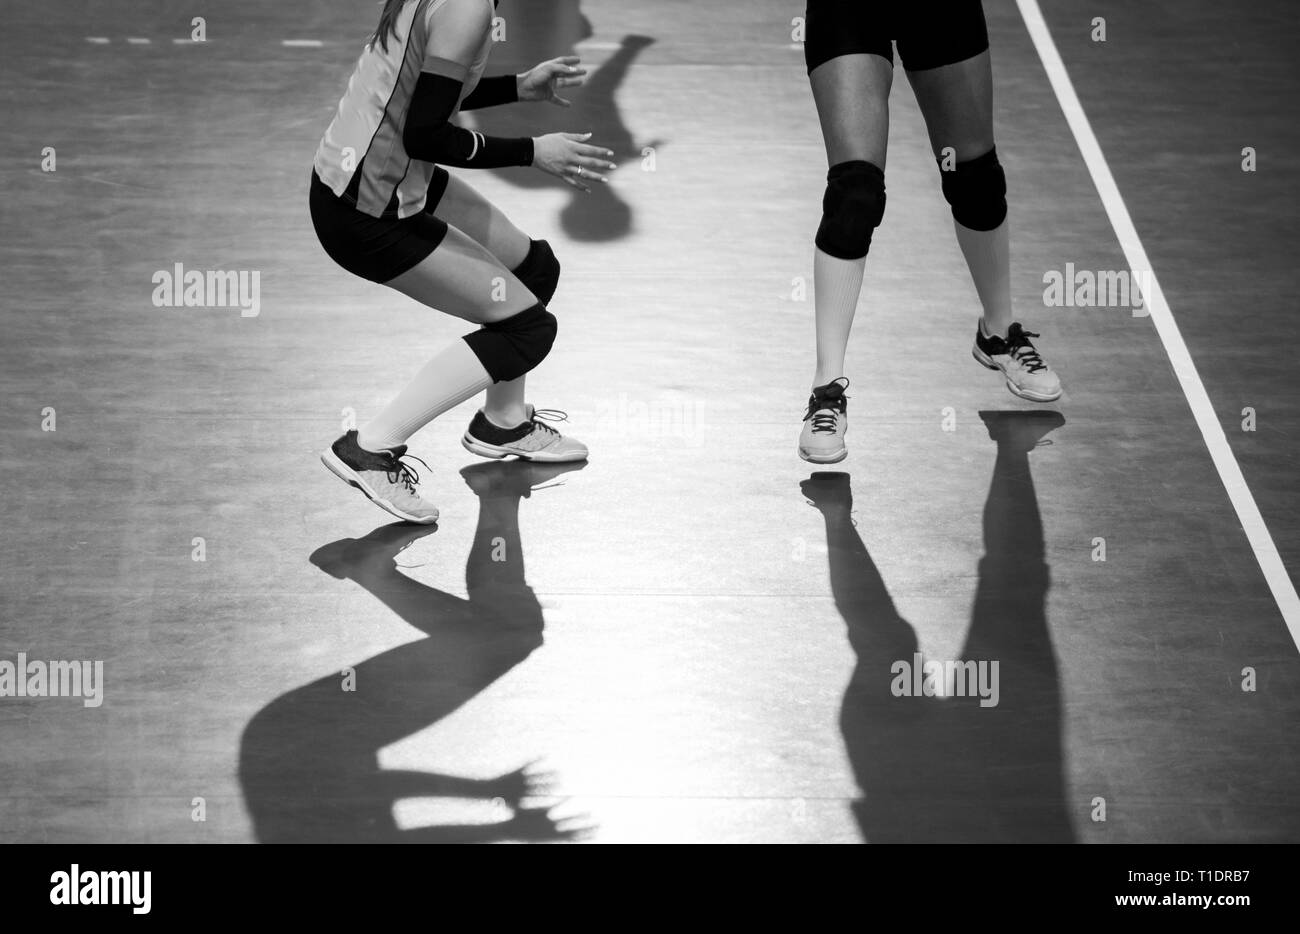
813 247 866 388
954 218 1013 337
357 339 492 453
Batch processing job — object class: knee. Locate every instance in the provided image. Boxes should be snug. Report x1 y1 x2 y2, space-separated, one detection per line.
463 303 558 383
512 239 561 306
939 146 1007 231
816 160 887 260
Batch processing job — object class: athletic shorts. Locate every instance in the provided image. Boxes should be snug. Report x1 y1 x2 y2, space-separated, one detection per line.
804 0 990 74
309 166 452 284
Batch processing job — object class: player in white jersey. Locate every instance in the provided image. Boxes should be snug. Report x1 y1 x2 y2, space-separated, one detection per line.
312 0 617 524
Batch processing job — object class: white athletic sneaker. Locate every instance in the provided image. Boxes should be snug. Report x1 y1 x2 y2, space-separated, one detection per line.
799 378 850 464
972 322 1063 403
321 430 440 524
461 406 589 463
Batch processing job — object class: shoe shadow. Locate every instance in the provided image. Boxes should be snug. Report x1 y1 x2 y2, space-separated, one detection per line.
238 460 589 843
469 1 660 242
802 410 1074 842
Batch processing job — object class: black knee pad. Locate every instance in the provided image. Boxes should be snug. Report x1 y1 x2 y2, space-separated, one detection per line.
939 147 1007 231
816 161 887 260
463 303 558 383
511 239 561 306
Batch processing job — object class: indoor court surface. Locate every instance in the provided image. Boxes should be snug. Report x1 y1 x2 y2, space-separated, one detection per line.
2 0 1298 844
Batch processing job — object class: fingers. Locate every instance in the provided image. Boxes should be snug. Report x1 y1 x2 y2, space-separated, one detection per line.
576 169 608 185
550 95 572 108
573 154 615 173
561 173 591 194
542 133 616 190
574 143 617 163
543 59 587 80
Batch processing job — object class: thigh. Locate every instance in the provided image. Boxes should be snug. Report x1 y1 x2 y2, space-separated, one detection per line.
901 2 995 161
805 0 894 169
384 223 536 326
809 54 894 169
425 170 531 270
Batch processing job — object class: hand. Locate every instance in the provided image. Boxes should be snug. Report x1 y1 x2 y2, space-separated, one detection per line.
490 760 558 807
532 132 617 192
518 56 588 107
503 802 596 842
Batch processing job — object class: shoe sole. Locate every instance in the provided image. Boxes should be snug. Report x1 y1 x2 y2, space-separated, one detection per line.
799 445 848 465
461 434 589 464
320 449 439 525
971 347 1063 403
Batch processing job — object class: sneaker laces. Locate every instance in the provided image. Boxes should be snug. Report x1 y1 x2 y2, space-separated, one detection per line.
383 452 430 495
807 410 840 434
803 379 849 434
529 408 569 439
1005 327 1048 374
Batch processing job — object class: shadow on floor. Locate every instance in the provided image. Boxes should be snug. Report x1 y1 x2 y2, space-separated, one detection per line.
238 461 587 843
469 0 660 241
802 410 1075 842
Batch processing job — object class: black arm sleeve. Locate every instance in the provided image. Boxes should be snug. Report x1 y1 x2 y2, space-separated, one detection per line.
459 73 519 111
403 71 534 169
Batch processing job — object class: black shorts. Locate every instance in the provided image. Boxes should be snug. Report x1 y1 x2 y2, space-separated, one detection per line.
309 167 452 284
804 0 990 74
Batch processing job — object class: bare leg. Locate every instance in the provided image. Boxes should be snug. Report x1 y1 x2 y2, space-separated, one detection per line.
808 54 893 388
355 225 539 452
383 223 536 324
906 52 1013 336
433 175 535 428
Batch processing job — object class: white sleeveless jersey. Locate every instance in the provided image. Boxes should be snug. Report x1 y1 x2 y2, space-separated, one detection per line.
313 0 494 218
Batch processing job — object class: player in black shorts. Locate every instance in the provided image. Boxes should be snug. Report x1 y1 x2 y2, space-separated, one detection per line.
310 0 618 523
798 0 1062 464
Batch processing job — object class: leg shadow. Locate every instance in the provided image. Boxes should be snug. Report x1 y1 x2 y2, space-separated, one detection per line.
238 461 587 843
470 1 660 241
802 410 1073 842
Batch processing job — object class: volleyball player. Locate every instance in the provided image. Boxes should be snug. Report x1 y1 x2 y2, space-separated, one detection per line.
799 2 1062 464
311 0 617 522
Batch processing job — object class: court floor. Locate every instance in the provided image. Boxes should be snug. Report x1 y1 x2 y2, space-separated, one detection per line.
1 0 1297 843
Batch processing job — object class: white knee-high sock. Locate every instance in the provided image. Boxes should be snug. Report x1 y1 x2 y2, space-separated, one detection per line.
357 339 492 452
813 247 866 388
953 218 1014 337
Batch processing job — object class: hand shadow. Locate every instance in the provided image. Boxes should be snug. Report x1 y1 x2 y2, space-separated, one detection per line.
238 460 592 843
468 1 660 241
801 411 1075 842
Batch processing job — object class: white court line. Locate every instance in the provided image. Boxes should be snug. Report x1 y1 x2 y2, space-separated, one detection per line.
1016 0 1300 647
282 39 324 48
126 37 151 45
85 37 110 44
